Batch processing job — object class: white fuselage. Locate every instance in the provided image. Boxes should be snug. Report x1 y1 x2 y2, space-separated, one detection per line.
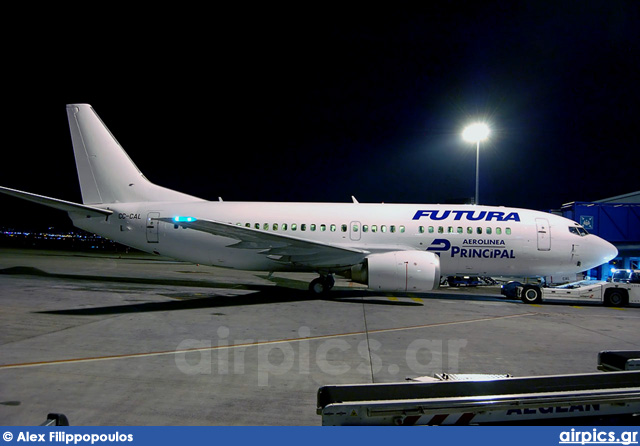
71 202 616 277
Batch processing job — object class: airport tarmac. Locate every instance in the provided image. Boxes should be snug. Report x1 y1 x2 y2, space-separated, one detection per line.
0 248 639 426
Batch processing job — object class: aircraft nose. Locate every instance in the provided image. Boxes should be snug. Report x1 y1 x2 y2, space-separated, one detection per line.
579 235 617 271
601 239 618 264
590 236 618 267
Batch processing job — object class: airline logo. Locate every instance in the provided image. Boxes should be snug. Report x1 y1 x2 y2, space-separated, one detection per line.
427 238 516 259
412 210 520 222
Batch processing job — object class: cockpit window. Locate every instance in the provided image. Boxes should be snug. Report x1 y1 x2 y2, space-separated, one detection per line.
569 225 589 236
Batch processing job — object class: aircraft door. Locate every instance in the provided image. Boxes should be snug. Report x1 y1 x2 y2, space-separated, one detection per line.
146 212 160 243
350 221 362 241
535 218 550 251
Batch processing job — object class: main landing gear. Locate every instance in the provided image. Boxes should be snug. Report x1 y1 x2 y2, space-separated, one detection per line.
309 274 335 295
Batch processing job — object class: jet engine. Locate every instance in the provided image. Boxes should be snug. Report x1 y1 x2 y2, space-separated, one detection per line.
350 251 441 292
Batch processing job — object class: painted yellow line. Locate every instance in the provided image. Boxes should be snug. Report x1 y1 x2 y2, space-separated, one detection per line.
411 297 424 303
0 313 537 370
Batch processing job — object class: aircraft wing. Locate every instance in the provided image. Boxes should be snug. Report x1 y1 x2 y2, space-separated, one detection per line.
157 217 369 269
0 186 113 218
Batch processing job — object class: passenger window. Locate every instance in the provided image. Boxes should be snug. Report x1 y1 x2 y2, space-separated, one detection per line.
400 225 405 233
506 228 511 235
245 223 251 228
301 224 306 231
321 224 327 232
282 223 288 231
311 224 316 231
419 226 425 234
255 223 260 230
341 224 348 232
390 225 396 233
371 225 378 233
496 227 502 235
363 225 369 233
486 227 492 235
291 224 297 231
329 224 335 232
447 226 454 233
263 223 269 230
273 223 278 231
477 227 482 234
428 226 434 233
457 227 463 234
381 225 387 233
438 226 444 234
352 224 359 232
467 227 473 234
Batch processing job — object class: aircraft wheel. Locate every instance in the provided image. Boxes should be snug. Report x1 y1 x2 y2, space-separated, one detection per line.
520 285 542 304
309 278 325 294
309 277 333 295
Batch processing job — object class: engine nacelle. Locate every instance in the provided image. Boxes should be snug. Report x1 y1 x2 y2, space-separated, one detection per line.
350 251 441 292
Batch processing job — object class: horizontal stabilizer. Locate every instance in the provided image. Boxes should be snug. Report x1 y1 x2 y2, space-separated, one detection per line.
0 186 112 218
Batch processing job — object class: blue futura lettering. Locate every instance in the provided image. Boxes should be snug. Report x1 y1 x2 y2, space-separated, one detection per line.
466 211 486 221
413 210 520 222
427 210 450 220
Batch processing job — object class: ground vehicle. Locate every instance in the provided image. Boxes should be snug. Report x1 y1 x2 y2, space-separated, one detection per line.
446 276 482 287
500 281 522 298
610 269 640 283
318 352 640 425
517 280 640 307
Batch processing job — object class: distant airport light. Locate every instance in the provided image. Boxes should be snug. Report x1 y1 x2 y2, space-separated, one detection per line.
462 122 490 205
174 216 197 223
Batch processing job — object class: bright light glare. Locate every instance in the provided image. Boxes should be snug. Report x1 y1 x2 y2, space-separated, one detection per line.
462 123 490 143
174 216 197 223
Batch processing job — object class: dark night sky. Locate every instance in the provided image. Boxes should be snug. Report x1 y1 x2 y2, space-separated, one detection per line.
1 4 638 231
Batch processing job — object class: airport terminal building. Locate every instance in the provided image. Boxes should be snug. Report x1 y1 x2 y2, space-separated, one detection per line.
561 191 640 280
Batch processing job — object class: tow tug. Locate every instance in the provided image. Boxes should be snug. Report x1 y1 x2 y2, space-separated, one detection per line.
517 280 640 307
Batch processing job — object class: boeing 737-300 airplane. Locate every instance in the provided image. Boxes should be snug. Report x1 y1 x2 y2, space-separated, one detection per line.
0 104 618 301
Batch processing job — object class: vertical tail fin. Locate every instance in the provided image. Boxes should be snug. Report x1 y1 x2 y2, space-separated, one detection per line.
66 104 201 204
